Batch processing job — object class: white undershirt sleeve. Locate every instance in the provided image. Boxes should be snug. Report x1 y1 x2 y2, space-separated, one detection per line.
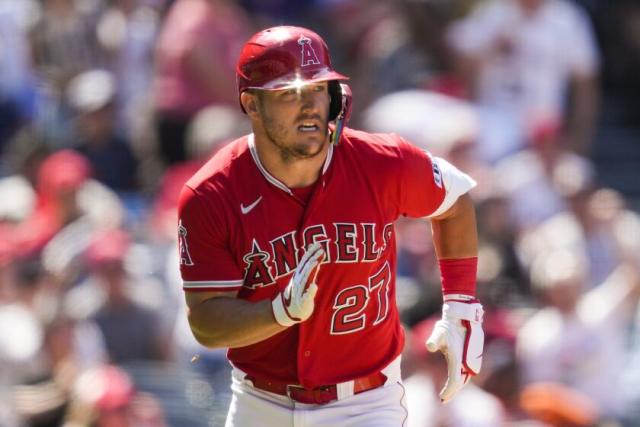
427 156 477 218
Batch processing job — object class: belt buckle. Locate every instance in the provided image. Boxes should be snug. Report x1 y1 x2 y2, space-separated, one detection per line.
286 384 305 400
286 384 335 405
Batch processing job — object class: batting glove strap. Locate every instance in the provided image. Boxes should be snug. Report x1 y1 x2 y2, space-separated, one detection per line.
272 290 301 327
442 300 484 324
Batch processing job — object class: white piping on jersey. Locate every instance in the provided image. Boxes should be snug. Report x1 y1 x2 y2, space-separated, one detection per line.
183 279 243 289
247 133 334 194
322 141 333 175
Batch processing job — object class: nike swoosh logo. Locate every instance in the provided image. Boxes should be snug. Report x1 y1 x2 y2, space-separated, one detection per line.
241 196 262 214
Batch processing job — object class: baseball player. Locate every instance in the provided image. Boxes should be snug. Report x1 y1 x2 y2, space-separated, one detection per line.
178 26 485 426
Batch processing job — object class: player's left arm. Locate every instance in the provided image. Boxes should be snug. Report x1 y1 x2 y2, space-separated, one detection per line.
392 140 484 402
430 192 477 260
428 179 484 404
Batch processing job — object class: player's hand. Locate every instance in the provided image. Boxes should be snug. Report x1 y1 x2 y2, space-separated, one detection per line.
426 296 484 403
272 243 325 327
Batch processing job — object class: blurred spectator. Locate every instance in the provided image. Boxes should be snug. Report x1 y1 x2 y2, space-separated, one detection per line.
0 173 37 226
153 0 251 165
150 105 249 242
77 229 170 364
519 382 599 427
622 301 640 427
66 69 139 192
29 0 103 93
494 119 594 231
516 249 640 420
0 0 37 153
0 126 51 188
447 0 600 161
362 90 479 160
321 0 464 115
66 365 168 426
1 258 107 427
590 0 640 129
0 149 93 258
240 0 315 26
507 128 629 288
0 150 124 277
96 0 161 134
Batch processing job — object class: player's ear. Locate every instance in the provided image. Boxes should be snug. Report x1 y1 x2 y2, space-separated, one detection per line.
241 91 260 118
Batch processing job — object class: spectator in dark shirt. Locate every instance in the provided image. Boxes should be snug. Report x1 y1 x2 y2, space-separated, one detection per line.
67 69 139 192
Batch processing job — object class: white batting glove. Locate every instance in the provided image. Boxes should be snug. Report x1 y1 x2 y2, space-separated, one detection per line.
272 243 325 327
426 294 484 403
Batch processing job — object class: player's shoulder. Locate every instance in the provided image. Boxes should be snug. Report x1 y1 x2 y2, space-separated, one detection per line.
341 127 414 159
185 134 251 192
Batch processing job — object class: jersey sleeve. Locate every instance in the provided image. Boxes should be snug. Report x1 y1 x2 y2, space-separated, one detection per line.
397 137 476 218
177 185 244 292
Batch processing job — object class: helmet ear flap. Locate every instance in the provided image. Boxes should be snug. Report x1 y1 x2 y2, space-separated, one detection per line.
328 81 342 121
328 82 352 122
329 82 352 145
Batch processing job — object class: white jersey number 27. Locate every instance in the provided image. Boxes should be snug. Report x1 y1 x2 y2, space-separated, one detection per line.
330 262 391 335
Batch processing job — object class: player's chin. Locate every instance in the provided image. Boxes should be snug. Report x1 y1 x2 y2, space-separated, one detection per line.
292 139 326 159
295 130 328 150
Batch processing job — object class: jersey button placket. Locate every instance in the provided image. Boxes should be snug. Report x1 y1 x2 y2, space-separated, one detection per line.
304 350 311 357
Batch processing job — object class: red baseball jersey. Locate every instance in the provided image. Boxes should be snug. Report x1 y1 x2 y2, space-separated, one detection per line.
178 127 448 388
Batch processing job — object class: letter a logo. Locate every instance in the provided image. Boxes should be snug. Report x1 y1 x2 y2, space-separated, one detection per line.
178 220 194 266
298 35 321 67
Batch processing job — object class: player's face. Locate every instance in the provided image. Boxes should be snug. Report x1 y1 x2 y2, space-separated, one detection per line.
256 82 331 162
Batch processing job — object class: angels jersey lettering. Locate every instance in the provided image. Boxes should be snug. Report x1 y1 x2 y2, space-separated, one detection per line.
178 128 452 388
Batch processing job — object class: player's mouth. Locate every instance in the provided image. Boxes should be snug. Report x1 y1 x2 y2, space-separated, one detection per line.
297 122 320 133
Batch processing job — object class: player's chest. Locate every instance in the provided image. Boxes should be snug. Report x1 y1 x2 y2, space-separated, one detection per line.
231 182 396 289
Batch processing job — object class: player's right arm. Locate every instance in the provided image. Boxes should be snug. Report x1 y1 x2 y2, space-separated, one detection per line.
184 241 324 348
185 290 286 348
178 185 323 349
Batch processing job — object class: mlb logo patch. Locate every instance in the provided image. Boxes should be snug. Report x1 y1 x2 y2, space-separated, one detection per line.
432 161 443 188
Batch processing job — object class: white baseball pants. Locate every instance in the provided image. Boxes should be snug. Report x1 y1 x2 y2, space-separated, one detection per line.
224 357 408 427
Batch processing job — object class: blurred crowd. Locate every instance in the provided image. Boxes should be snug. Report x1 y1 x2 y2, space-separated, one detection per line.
1 0 640 426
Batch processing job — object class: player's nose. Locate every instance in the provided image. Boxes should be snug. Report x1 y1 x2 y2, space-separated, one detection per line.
298 87 323 111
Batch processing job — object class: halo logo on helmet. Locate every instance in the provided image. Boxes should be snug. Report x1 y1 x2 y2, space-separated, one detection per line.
298 35 321 67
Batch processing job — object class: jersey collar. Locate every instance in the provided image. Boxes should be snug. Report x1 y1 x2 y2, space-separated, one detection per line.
247 134 334 194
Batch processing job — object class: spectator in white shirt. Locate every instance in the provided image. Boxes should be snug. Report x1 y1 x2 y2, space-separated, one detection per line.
447 0 600 161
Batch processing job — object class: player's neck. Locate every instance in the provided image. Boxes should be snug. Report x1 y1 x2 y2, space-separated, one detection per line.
253 134 329 189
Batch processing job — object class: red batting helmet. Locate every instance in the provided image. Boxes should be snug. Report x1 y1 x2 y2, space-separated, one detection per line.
236 26 349 117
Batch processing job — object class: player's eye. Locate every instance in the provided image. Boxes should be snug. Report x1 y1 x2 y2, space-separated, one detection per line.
280 89 297 100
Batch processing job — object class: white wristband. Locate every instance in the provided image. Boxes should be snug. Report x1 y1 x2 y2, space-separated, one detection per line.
272 293 299 327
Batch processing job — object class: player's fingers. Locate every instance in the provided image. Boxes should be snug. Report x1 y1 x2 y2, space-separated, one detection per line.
309 250 325 284
301 249 324 285
295 259 319 299
439 351 463 404
440 336 466 403
440 377 463 403
300 243 322 267
426 325 446 353
303 283 318 301
293 244 321 284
